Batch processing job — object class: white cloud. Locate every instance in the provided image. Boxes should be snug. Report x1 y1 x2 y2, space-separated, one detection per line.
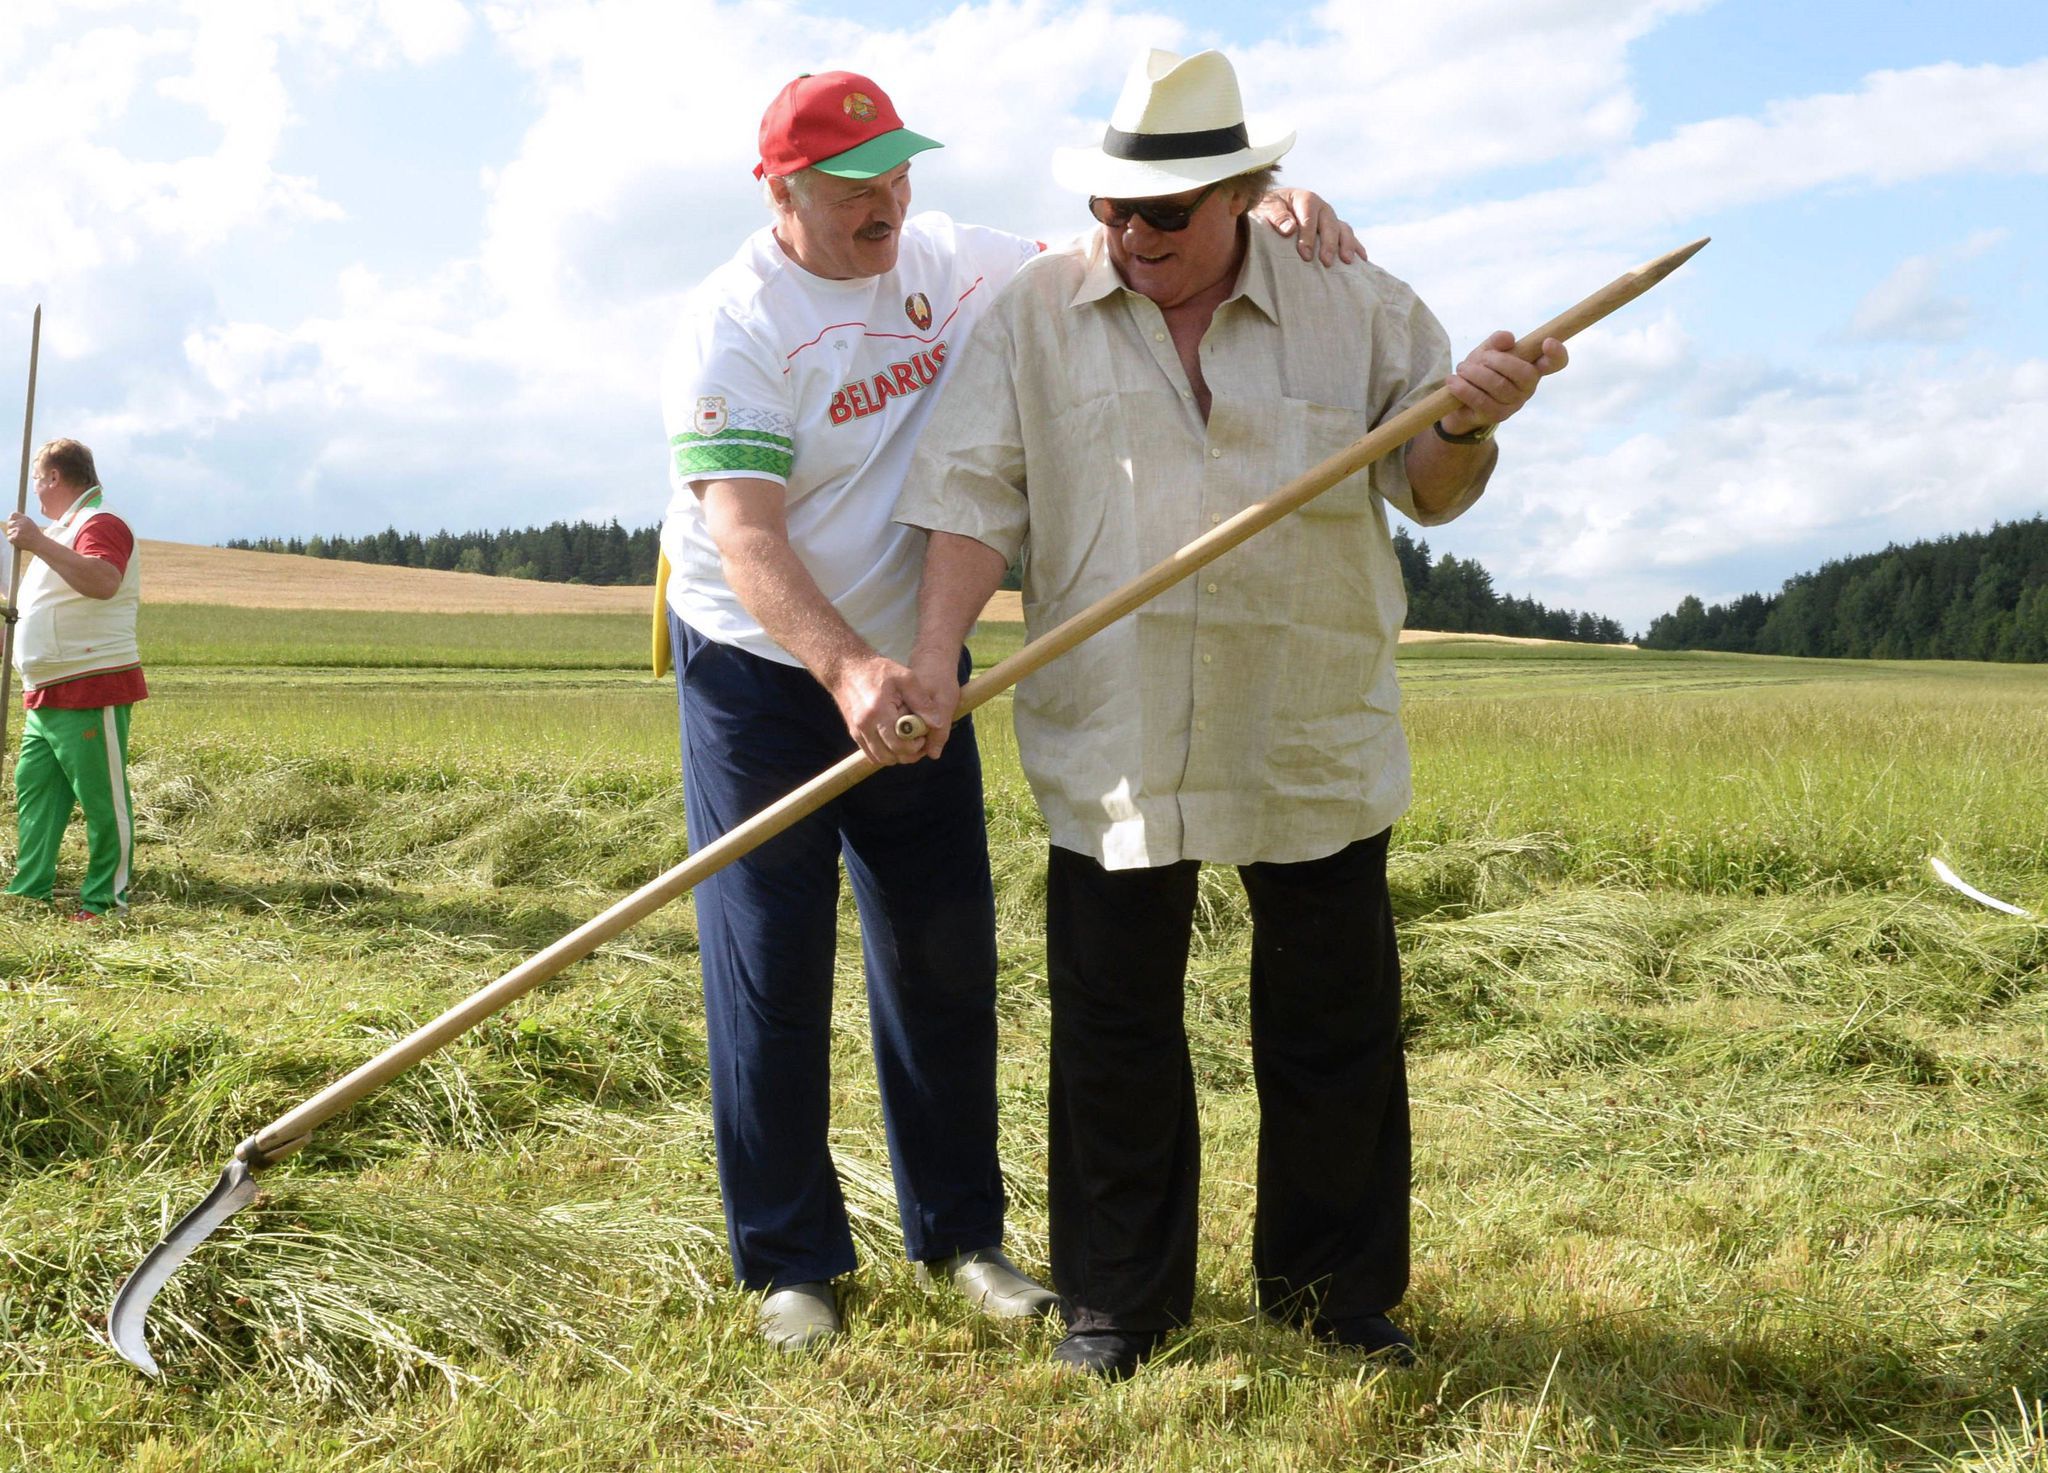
1848 254 1972 343
1238 0 1713 205
1955 227 2010 260
368 0 473 64
182 258 501 420
433 0 1717 459
0 1 479 294
1845 231 2012 344
464 0 1191 396
5 0 2045 620
1370 56 2048 332
1454 353 2048 627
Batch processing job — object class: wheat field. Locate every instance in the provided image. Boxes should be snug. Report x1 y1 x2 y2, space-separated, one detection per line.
138 542 654 614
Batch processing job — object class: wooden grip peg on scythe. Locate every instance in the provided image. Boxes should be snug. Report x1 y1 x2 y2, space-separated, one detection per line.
1 306 41 779
109 237 1708 1376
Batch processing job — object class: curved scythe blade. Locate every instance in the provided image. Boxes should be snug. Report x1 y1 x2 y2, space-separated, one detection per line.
107 1157 260 1376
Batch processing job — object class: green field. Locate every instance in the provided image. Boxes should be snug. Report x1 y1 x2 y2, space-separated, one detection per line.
3 610 2046 1471
140 605 648 670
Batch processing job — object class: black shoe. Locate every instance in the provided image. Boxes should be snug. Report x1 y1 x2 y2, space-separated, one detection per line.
1318 1312 1418 1366
1051 1330 1161 1380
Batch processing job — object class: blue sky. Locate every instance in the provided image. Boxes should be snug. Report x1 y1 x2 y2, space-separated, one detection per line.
2 0 2043 632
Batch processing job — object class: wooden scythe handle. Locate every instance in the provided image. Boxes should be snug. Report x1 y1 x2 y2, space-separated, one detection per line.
240 237 1707 1165
948 239 1710 728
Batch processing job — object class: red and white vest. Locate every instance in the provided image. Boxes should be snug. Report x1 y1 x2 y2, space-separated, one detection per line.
12 488 142 691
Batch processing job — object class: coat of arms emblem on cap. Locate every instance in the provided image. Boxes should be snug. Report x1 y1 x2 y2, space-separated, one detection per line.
843 92 878 121
696 395 728 434
904 293 932 331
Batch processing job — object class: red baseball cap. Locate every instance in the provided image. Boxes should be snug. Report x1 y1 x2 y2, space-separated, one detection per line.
754 71 943 180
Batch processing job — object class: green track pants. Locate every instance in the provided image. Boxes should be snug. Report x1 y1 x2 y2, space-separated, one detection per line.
6 703 135 914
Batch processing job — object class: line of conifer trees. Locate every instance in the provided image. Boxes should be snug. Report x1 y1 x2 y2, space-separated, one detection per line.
225 521 662 585
1392 528 1631 644
225 520 1632 644
1640 517 2048 662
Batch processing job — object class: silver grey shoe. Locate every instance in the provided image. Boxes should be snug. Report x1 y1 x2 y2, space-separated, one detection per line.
917 1247 1059 1319
758 1280 840 1351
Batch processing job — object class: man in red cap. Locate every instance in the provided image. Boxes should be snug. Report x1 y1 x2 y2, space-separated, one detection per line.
658 68 1360 1352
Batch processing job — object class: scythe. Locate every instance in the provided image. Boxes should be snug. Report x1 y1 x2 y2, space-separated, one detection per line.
109 238 1708 1375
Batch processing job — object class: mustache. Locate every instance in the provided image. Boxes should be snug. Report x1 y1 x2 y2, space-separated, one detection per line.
855 222 895 241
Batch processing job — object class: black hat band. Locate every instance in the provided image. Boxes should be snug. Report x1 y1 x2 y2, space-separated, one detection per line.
1100 122 1250 162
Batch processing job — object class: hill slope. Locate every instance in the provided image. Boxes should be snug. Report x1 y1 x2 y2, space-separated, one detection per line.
133 541 1601 646
138 541 651 613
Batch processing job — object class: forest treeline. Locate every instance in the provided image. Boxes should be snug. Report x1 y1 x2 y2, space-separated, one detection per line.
1641 517 2048 662
1392 528 1630 644
225 521 662 585
225 520 1633 644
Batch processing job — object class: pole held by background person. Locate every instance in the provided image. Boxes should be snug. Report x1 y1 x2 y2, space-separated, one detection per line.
0 306 41 774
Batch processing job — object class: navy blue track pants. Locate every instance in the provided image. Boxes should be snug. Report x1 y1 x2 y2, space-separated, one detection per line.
672 614 1004 1290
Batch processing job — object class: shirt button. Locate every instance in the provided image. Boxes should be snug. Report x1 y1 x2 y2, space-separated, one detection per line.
1153 331 1166 342
1195 718 1207 732
1201 652 1212 665
1210 513 1221 524
1205 581 1218 594
1209 447 1222 459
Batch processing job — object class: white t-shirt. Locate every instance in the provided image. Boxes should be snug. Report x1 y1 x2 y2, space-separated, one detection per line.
660 211 1042 666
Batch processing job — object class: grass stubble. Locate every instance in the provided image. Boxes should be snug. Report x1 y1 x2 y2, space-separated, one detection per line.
1 626 2045 1469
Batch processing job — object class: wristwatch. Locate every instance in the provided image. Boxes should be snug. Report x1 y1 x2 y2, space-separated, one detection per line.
1434 418 1496 446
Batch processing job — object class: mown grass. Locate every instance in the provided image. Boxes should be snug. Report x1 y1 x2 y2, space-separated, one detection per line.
2 635 2046 1470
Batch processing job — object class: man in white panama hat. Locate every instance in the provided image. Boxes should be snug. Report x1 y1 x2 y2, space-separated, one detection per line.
897 47 1570 1378
657 66 1364 1354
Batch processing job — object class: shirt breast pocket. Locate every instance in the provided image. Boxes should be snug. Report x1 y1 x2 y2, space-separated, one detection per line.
1278 398 1375 525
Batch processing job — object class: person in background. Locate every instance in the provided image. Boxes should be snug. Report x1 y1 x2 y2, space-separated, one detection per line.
658 68 1362 1350
898 48 1570 1378
4 438 146 920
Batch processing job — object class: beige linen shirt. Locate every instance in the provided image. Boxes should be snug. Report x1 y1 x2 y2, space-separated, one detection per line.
898 222 1475 871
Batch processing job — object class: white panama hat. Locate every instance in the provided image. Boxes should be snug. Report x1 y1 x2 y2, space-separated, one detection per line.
1052 48 1295 200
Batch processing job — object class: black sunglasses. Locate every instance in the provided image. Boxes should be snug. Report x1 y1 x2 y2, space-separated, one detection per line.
1088 181 1223 233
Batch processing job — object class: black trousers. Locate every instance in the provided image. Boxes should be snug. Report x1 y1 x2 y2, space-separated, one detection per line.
1046 831 1410 1334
